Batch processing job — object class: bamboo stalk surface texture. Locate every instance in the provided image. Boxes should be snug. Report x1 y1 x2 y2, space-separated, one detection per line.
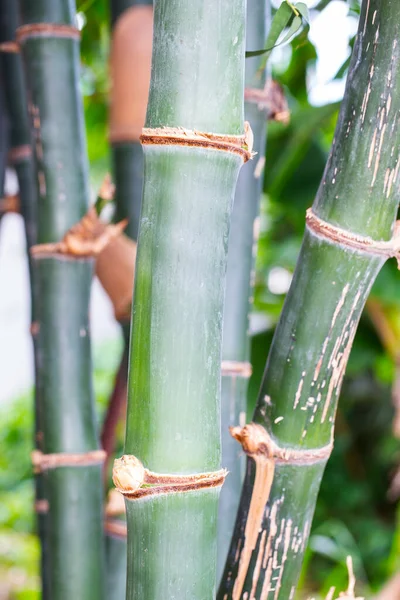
113 1 251 598
18 1 105 598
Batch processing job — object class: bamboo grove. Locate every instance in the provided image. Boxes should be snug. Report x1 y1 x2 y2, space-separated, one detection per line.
0 0 398 598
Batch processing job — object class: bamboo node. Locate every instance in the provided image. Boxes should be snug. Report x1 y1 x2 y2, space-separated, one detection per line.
31 449 106 473
0 195 20 214
16 23 81 44
8 145 32 164
104 519 127 539
140 122 254 162
230 423 333 464
221 361 252 378
0 41 19 53
113 454 227 499
31 207 127 259
245 80 290 124
34 499 49 514
306 208 400 268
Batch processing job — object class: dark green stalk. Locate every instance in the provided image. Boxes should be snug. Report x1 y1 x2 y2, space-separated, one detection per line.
0 2 49 596
113 1 249 597
18 1 105 598
218 0 269 579
219 1 400 598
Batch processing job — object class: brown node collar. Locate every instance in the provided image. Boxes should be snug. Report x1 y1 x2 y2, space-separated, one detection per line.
31 207 127 259
104 519 127 539
221 360 252 378
17 23 80 44
0 41 19 53
35 499 50 514
306 208 400 268
113 455 227 500
140 122 254 163
231 423 333 464
8 145 32 164
32 449 106 473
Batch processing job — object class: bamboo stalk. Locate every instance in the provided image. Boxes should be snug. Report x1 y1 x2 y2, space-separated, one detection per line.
0 2 50 595
98 0 153 458
112 0 250 597
18 1 105 597
217 0 270 579
218 1 400 598
102 3 153 597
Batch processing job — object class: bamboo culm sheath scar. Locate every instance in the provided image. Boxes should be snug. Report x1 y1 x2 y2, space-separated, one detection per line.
18 1 106 598
112 1 252 598
218 0 400 598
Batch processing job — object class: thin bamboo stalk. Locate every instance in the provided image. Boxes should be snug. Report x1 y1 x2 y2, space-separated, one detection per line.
18 1 105 597
102 3 152 597
112 0 250 597
218 1 400 598
0 3 49 596
98 0 153 458
218 0 269 579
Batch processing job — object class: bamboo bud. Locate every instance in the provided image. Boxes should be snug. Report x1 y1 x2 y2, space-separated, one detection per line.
113 455 146 493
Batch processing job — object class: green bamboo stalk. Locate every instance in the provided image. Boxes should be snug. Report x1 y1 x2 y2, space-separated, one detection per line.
0 3 50 596
101 0 153 460
103 3 152 597
218 1 400 598
217 0 269 579
112 1 250 597
18 1 105 598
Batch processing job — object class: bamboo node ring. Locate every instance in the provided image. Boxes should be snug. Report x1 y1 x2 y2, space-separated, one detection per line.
221 360 252 378
8 145 32 164
306 208 400 268
35 499 50 514
16 23 81 44
0 41 19 53
140 122 254 162
113 454 227 500
31 449 106 473
230 423 333 464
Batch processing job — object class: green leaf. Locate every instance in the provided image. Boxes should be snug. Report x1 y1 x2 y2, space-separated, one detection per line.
245 0 311 69
245 1 294 59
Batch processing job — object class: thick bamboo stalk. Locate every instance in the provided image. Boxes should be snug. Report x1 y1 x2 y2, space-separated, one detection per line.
112 0 250 597
18 1 105 598
0 2 49 595
217 0 269 579
218 1 400 598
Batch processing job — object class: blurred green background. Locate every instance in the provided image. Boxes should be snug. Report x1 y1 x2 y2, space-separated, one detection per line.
1 0 399 598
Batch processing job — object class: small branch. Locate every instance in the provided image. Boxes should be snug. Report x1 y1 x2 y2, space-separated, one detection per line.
101 347 129 478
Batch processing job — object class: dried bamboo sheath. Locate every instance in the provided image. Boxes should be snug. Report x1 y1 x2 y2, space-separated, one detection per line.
18 1 105 598
218 1 400 598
